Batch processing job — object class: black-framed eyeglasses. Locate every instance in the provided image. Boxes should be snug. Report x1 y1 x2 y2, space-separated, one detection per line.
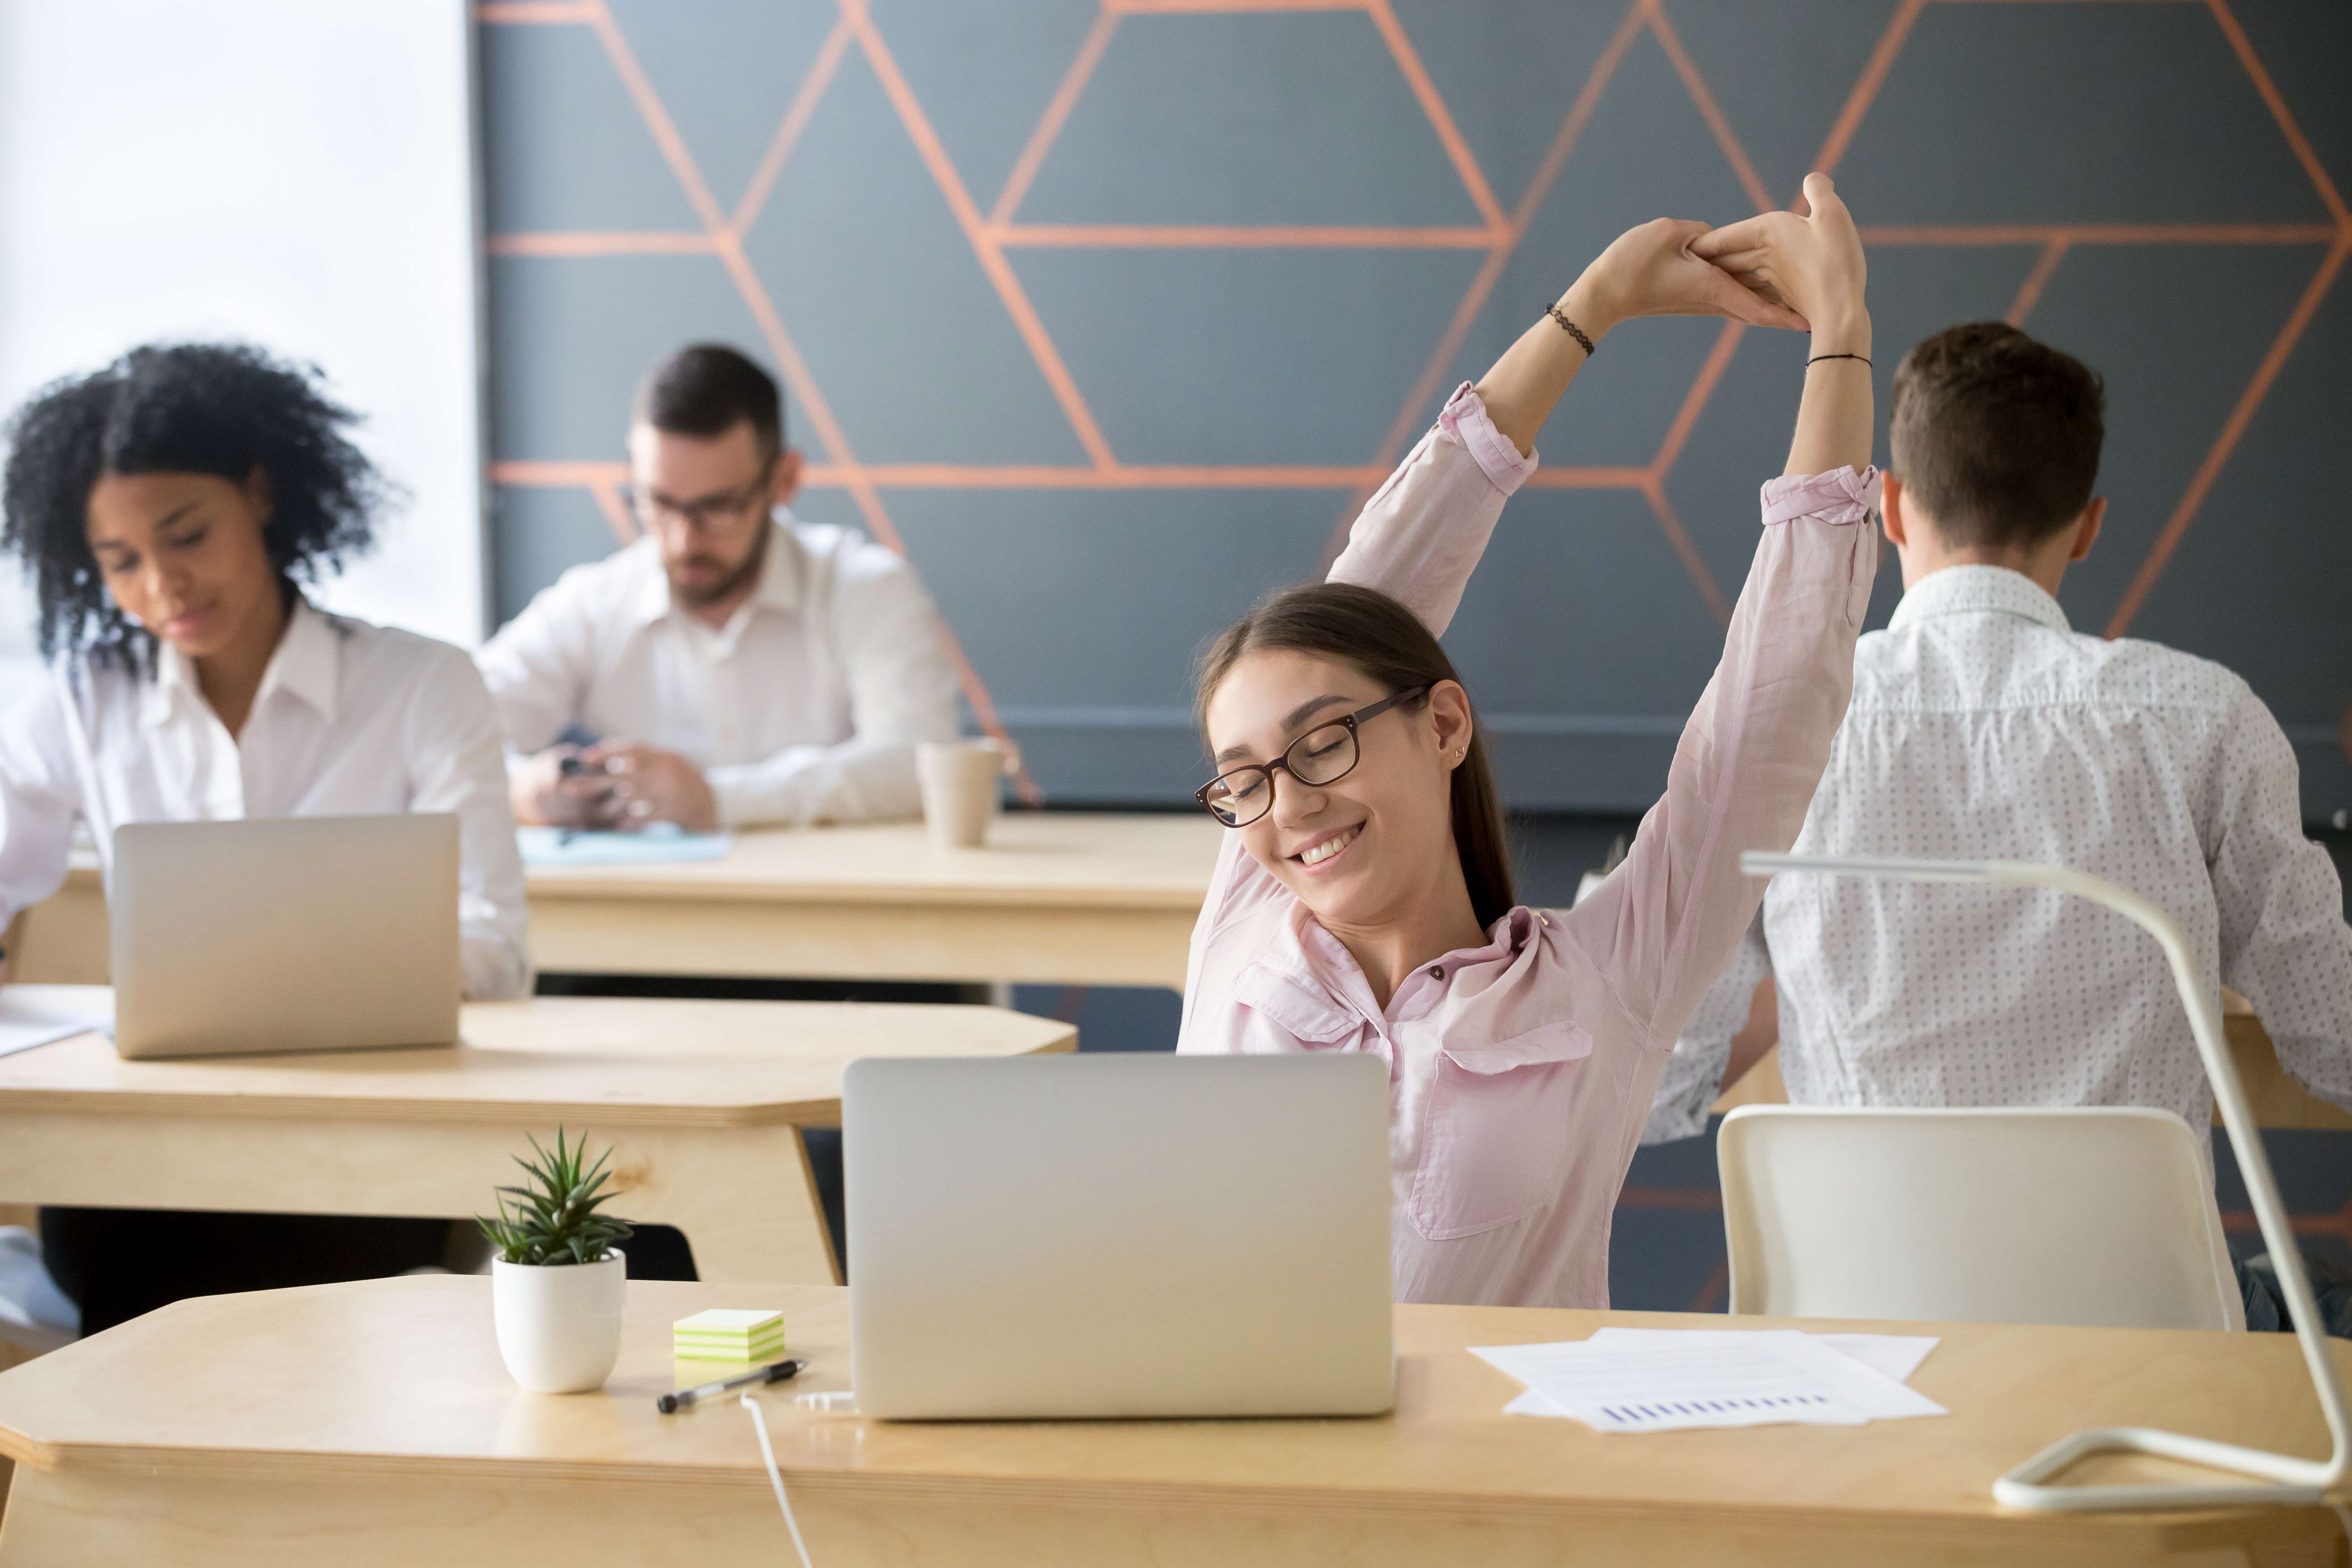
619 453 778 534
1194 685 1429 828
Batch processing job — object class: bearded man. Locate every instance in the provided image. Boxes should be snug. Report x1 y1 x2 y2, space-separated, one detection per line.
482 344 958 832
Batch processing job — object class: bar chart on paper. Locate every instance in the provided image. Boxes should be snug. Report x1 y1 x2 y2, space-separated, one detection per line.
1474 1329 1944 1434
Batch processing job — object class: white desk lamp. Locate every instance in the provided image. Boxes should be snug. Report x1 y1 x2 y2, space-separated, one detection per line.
1742 851 2350 1513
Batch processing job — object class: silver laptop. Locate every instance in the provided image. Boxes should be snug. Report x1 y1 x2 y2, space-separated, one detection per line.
845 1053 1395 1420
111 815 462 1059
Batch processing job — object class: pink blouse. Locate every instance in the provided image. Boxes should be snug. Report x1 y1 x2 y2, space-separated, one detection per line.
1176 383 1880 1309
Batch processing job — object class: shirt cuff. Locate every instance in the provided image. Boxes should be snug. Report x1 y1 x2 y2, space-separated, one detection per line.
706 776 783 831
1760 464 1881 527
1436 382 1538 497
707 747 827 829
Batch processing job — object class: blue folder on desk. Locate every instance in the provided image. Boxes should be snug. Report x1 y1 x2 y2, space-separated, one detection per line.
516 826 734 868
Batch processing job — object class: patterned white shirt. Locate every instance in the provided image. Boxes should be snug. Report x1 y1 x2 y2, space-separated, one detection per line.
1646 565 2352 1141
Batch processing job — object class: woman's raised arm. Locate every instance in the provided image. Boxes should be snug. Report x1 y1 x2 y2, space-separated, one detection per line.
1568 175 1878 1044
1693 174 1872 476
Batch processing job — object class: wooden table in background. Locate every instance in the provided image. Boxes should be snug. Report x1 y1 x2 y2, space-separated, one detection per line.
0 993 1072 1287
1712 986 2352 1133
8 811 1223 989
0 1276 2345 1566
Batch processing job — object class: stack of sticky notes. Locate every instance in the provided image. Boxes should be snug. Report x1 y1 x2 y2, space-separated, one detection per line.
672 1308 786 1363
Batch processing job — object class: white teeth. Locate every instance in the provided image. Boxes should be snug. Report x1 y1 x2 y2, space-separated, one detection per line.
1299 827 1359 866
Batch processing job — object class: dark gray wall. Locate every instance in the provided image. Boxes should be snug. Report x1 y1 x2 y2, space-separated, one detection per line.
482 0 2352 817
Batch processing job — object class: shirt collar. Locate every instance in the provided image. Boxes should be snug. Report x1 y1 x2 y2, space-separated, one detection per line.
142 596 340 730
1886 563 2071 635
626 509 804 630
752 509 804 612
1288 902 1540 1024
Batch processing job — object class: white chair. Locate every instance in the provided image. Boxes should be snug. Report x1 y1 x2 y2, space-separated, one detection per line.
1718 1104 2244 1331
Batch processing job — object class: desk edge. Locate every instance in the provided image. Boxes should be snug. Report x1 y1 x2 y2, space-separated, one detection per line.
0 1437 2326 1548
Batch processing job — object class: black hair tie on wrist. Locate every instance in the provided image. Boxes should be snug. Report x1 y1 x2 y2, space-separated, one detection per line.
1806 352 1872 368
1543 304 1595 357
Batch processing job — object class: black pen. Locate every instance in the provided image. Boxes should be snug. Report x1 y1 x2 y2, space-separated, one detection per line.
657 1357 807 1414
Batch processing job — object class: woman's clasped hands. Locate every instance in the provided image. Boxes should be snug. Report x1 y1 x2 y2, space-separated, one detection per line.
1481 175 1867 456
1560 172 1866 342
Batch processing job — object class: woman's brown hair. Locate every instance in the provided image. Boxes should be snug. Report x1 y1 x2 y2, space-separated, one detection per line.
1194 581 1516 930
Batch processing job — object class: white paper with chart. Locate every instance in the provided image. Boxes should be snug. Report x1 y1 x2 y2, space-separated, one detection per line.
1473 1328 1945 1433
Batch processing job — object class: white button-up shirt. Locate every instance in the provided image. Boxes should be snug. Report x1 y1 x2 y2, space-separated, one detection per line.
1646 564 2352 1142
474 513 960 827
0 601 531 1000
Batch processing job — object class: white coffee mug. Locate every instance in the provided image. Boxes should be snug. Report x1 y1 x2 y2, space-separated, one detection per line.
917 739 1012 849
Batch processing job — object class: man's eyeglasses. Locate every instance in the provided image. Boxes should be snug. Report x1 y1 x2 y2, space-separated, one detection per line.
1194 686 1429 828
620 455 777 534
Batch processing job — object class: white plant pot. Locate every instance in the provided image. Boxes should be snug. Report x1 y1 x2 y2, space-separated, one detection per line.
492 1249 626 1394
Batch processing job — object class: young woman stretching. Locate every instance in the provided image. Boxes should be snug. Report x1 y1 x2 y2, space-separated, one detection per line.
1179 177 1878 1309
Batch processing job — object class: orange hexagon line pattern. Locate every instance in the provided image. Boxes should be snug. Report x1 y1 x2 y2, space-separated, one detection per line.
477 0 2352 777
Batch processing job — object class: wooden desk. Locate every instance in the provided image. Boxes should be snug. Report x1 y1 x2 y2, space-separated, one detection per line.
0 993 1072 1287
8 811 1223 989
0 1277 2343 1567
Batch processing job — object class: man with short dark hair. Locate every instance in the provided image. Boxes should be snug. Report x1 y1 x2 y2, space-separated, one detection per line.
479 343 959 829
1646 322 2352 1199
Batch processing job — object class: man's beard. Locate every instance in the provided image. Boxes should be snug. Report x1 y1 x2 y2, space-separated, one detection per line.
665 517 771 610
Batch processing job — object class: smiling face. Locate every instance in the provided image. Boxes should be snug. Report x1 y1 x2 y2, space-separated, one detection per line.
84 469 281 662
1202 646 1475 932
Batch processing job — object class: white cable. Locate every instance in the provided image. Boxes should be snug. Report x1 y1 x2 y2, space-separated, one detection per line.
741 1392 816 1568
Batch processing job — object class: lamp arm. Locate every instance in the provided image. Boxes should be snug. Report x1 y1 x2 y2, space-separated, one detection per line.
1740 850 2352 1510
1984 861 2352 1485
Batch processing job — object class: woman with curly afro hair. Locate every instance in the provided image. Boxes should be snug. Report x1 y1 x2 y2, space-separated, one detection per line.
0 342 529 1333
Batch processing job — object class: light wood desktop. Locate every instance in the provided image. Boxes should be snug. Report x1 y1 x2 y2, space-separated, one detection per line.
6 810 1223 989
0 993 1072 1288
0 1276 2344 1567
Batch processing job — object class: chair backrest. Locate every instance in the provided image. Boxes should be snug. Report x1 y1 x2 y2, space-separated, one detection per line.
1718 1105 2244 1331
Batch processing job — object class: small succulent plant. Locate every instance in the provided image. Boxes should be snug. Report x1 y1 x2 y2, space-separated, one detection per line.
477 1127 634 1267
